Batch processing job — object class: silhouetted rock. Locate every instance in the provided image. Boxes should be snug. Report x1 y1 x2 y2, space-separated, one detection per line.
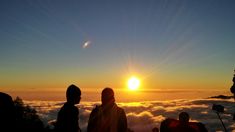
209 95 233 99
0 92 16 132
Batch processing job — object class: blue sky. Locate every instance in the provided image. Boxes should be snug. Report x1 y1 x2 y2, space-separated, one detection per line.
0 0 235 91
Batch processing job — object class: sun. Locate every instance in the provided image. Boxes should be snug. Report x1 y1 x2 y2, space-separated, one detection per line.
128 76 140 91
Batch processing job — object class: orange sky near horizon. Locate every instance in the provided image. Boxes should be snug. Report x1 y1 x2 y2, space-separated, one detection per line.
2 88 232 102
1 68 232 93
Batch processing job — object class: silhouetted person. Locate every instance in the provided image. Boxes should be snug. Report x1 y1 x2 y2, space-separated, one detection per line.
55 85 81 132
176 112 196 132
0 92 16 132
160 112 204 132
178 112 208 132
87 87 127 132
160 112 191 132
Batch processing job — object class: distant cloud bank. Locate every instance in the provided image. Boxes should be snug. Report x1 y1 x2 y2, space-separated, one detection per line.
25 98 235 132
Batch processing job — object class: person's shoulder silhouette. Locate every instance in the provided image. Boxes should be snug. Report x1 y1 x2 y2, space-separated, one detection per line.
0 92 16 131
55 84 81 132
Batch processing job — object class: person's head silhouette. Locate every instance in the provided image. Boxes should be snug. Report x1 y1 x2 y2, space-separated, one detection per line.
179 112 190 123
101 87 115 106
66 84 81 104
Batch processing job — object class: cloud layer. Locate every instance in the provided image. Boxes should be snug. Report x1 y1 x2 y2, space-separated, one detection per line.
25 98 235 132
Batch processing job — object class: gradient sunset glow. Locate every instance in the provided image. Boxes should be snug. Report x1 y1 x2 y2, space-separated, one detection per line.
0 0 235 101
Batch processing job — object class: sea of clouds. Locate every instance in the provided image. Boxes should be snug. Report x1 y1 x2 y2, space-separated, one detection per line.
25 98 235 132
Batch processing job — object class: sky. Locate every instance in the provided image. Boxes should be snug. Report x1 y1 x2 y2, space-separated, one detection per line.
0 0 235 96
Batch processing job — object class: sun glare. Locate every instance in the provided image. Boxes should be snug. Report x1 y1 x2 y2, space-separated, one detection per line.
128 77 140 91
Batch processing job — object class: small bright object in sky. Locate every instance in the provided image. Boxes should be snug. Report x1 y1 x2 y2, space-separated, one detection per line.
128 76 140 91
83 41 90 48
